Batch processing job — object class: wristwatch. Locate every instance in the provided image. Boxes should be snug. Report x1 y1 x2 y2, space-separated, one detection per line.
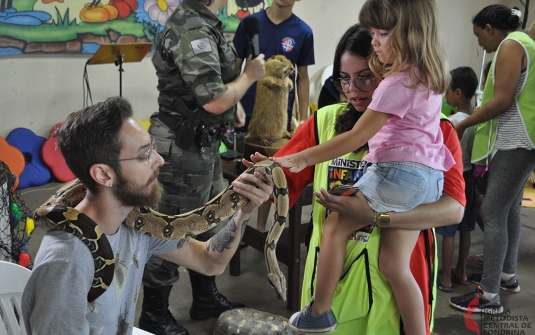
375 212 391 228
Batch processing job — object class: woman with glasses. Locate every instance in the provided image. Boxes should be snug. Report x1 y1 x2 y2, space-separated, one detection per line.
276 1 453 332
245 22 465 334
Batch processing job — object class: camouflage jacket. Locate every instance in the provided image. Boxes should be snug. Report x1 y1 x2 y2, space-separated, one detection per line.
152 0 239 125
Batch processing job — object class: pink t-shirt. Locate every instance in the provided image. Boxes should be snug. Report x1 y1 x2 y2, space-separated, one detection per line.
366 72 455 171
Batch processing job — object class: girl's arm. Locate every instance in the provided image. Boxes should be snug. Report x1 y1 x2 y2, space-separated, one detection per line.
456 39 524 134
273 108 390 172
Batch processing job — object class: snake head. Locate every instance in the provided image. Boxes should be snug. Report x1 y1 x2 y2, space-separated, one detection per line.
268 272 287 302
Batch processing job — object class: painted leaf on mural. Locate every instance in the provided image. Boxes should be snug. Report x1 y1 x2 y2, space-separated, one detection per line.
0 0 272 56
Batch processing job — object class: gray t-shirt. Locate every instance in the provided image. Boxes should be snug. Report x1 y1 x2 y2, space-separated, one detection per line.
449 112 475 171
22 224 177 334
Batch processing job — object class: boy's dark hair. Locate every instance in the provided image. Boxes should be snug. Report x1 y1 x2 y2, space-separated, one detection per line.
56 96 133 194
450 67 478 99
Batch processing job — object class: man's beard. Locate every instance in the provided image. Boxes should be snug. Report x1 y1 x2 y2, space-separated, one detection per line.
113 171 163 208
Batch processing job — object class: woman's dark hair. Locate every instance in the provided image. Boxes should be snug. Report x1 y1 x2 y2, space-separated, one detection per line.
473 5 521 33
56 96 133 194
332 24 372 141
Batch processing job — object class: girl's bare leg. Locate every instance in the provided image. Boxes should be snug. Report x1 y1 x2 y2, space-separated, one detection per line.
312 192 370 316
379 228 426 335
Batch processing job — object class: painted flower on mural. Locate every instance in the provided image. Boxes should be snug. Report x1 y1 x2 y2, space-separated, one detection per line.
144 0 180 26
227 0 269 19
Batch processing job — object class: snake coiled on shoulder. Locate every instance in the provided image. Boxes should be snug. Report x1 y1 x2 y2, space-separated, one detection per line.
34 160 289 302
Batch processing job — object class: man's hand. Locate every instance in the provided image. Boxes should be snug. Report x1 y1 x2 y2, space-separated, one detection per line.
244 54 266 83
232 170 272 216
233 103 246 128
242 152 269 168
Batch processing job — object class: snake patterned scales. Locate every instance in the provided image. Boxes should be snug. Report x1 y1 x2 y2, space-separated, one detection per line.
34 160 289 302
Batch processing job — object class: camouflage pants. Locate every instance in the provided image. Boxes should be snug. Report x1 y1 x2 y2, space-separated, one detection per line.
142 115 225 288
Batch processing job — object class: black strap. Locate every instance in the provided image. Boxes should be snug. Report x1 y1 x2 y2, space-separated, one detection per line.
158 111 184 131
422 229 434 304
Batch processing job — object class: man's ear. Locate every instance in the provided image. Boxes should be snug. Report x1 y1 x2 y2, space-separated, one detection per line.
455 88 463 98
89 164 115 188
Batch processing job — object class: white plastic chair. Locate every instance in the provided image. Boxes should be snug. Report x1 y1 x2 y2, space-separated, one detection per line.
0 260 31 335
0 261 151 335
321 64 334 87
133 327 154 334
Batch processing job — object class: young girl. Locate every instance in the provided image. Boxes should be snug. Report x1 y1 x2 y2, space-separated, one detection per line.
276 0 453 334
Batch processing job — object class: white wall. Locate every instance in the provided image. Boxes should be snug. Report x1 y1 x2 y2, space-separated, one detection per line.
0 54 159 138
293 0 501 103
0 0 519 138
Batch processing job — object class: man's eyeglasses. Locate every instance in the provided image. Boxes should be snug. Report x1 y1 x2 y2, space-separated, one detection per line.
116 138 156 165
332 75 376 93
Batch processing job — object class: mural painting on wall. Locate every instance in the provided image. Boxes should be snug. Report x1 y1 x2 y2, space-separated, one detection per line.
0 0 272 57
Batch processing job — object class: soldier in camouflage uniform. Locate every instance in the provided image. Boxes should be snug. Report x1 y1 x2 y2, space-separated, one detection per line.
139 0 265 334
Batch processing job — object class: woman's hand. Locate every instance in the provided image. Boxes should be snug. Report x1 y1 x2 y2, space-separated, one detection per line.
315 188 373 231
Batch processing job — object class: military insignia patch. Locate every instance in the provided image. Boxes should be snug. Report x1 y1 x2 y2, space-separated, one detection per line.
191 37 213 55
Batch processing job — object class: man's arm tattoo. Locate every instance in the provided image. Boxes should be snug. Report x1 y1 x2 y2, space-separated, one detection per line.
206 217 249 252
230 84 238 104
176 239 186 249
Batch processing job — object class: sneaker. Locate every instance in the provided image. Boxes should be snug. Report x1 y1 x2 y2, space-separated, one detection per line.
288 302 337 334
450 286 503 314
469 272 521 293
500 276 521 292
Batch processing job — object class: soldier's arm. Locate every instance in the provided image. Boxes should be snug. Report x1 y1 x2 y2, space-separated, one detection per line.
203 54 265 115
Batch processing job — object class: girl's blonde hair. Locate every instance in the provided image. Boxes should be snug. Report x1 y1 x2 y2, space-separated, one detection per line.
359 0 449 93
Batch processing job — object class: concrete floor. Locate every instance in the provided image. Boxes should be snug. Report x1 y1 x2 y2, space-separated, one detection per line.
19 181 535 335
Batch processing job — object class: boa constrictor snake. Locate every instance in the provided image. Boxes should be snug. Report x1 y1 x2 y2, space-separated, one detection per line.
33 160 289 302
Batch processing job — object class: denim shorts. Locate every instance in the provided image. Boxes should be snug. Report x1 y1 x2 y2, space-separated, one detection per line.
356 161 444 213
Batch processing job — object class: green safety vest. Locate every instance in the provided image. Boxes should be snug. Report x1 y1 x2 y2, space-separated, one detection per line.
301 103 437 334
472 31 535 165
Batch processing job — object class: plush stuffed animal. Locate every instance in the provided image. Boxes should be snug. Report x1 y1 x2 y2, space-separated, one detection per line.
245 55 294 147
